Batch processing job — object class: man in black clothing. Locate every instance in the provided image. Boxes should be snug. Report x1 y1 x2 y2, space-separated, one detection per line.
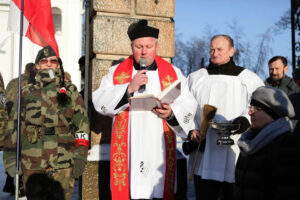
265 56 300 133
265 56 300 96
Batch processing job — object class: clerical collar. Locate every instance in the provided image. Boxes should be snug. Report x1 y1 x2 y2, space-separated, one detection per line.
133 58 157 71
207 58 244 76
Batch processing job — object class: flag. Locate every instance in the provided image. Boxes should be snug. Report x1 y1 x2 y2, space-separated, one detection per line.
8 0 59 57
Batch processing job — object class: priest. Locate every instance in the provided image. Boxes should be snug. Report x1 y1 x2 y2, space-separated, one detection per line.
92 19 197 200
187 34 264 200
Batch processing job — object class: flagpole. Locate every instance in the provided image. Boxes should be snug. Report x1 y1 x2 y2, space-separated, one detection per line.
79 0 91 198
15 0 25 199
84 0 90 110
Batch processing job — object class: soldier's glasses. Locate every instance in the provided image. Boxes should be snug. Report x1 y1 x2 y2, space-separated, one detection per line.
39 59 59 65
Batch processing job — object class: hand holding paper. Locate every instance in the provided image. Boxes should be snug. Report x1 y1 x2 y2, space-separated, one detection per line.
152 103 172 119
129 80 181 111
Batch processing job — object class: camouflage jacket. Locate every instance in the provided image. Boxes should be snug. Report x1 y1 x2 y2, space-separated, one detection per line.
0 72 8 150
4 69 89 171
5 74 30 117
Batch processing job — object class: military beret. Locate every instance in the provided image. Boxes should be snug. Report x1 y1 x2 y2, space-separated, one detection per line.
35 46 57 64
250 86 295 119
127 19 159 41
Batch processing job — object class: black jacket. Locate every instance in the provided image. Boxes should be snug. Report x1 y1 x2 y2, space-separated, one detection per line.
265 77 300 131
235 132 300 200
264 76 300 96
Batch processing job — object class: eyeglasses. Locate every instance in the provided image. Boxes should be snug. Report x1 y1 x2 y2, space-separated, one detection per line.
248 105 263 113
39 59 59 65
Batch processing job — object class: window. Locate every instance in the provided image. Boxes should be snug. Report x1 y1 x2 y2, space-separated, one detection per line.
52 7 62 34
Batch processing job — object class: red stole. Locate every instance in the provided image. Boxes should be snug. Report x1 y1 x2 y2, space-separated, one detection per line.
111 56 177 200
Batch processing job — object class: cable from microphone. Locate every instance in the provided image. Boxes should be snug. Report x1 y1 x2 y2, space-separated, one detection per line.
139 58 147 92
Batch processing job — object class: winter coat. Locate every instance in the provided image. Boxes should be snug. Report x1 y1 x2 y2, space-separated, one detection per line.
0 72 8 150
3 69 89 171
264 76 300 96
235 118 300 200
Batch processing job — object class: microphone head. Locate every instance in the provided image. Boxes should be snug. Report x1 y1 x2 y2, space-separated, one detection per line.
139 58 147 67
139 58 147 92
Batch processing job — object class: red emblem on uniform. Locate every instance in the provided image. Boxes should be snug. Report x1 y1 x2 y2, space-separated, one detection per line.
60 87 66 94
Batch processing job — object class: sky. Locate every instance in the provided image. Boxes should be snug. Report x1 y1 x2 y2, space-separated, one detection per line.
174 0 291 78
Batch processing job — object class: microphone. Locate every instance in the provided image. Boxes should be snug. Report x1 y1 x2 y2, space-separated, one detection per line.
139 58 147 92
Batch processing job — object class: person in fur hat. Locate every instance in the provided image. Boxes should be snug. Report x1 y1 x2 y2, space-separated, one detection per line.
235 86 300 200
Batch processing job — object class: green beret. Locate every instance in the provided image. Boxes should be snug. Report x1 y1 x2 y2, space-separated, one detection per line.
35 46 57 64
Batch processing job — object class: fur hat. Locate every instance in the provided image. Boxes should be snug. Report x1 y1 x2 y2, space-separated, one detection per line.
127 19 159 41
35 46 57 64
250 86 295 119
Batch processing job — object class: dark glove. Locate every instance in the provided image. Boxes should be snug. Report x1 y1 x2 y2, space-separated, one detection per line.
72 159 86 178
182 140 198 155
182 130 206 155
233 116 250 134
6 166 22 178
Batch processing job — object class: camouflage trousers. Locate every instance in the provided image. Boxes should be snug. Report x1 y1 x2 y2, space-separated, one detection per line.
23 168 75 200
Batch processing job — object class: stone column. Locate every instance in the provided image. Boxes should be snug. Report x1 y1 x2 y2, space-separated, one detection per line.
82 0 175 199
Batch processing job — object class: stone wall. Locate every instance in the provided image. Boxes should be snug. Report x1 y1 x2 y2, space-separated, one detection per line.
82 0 175 199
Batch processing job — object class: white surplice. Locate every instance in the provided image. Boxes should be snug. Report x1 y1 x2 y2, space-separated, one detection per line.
92 63 197 199
187 68 264 183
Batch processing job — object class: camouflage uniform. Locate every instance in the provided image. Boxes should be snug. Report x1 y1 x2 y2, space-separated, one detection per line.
3 69 89 200
5 74 30 117
0 72 8 150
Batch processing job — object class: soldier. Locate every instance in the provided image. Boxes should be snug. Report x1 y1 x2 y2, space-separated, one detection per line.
3 62 36 195
0 72 14 194
0 72 8 150
3 46 89 200
5 62 36 117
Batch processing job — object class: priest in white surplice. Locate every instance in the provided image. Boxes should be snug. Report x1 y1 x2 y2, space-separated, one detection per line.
187 35 264 200
92 19 197 200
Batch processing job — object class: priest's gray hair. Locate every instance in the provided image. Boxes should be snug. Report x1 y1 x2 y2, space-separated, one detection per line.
211 34 234 48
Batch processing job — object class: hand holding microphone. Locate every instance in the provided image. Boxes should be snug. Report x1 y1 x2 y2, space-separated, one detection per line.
127 58 148 94
139 58 147 92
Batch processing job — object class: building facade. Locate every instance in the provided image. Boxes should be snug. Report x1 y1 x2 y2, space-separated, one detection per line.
0 0 84 89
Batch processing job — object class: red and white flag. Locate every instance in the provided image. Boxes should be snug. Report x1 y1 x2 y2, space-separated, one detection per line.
8 0 59 56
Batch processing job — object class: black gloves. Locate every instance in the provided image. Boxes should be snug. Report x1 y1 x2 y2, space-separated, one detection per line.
233 116 250 134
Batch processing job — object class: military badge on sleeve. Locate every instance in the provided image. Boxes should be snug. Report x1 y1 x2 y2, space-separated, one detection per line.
0 93 6 106
75 132 89 147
